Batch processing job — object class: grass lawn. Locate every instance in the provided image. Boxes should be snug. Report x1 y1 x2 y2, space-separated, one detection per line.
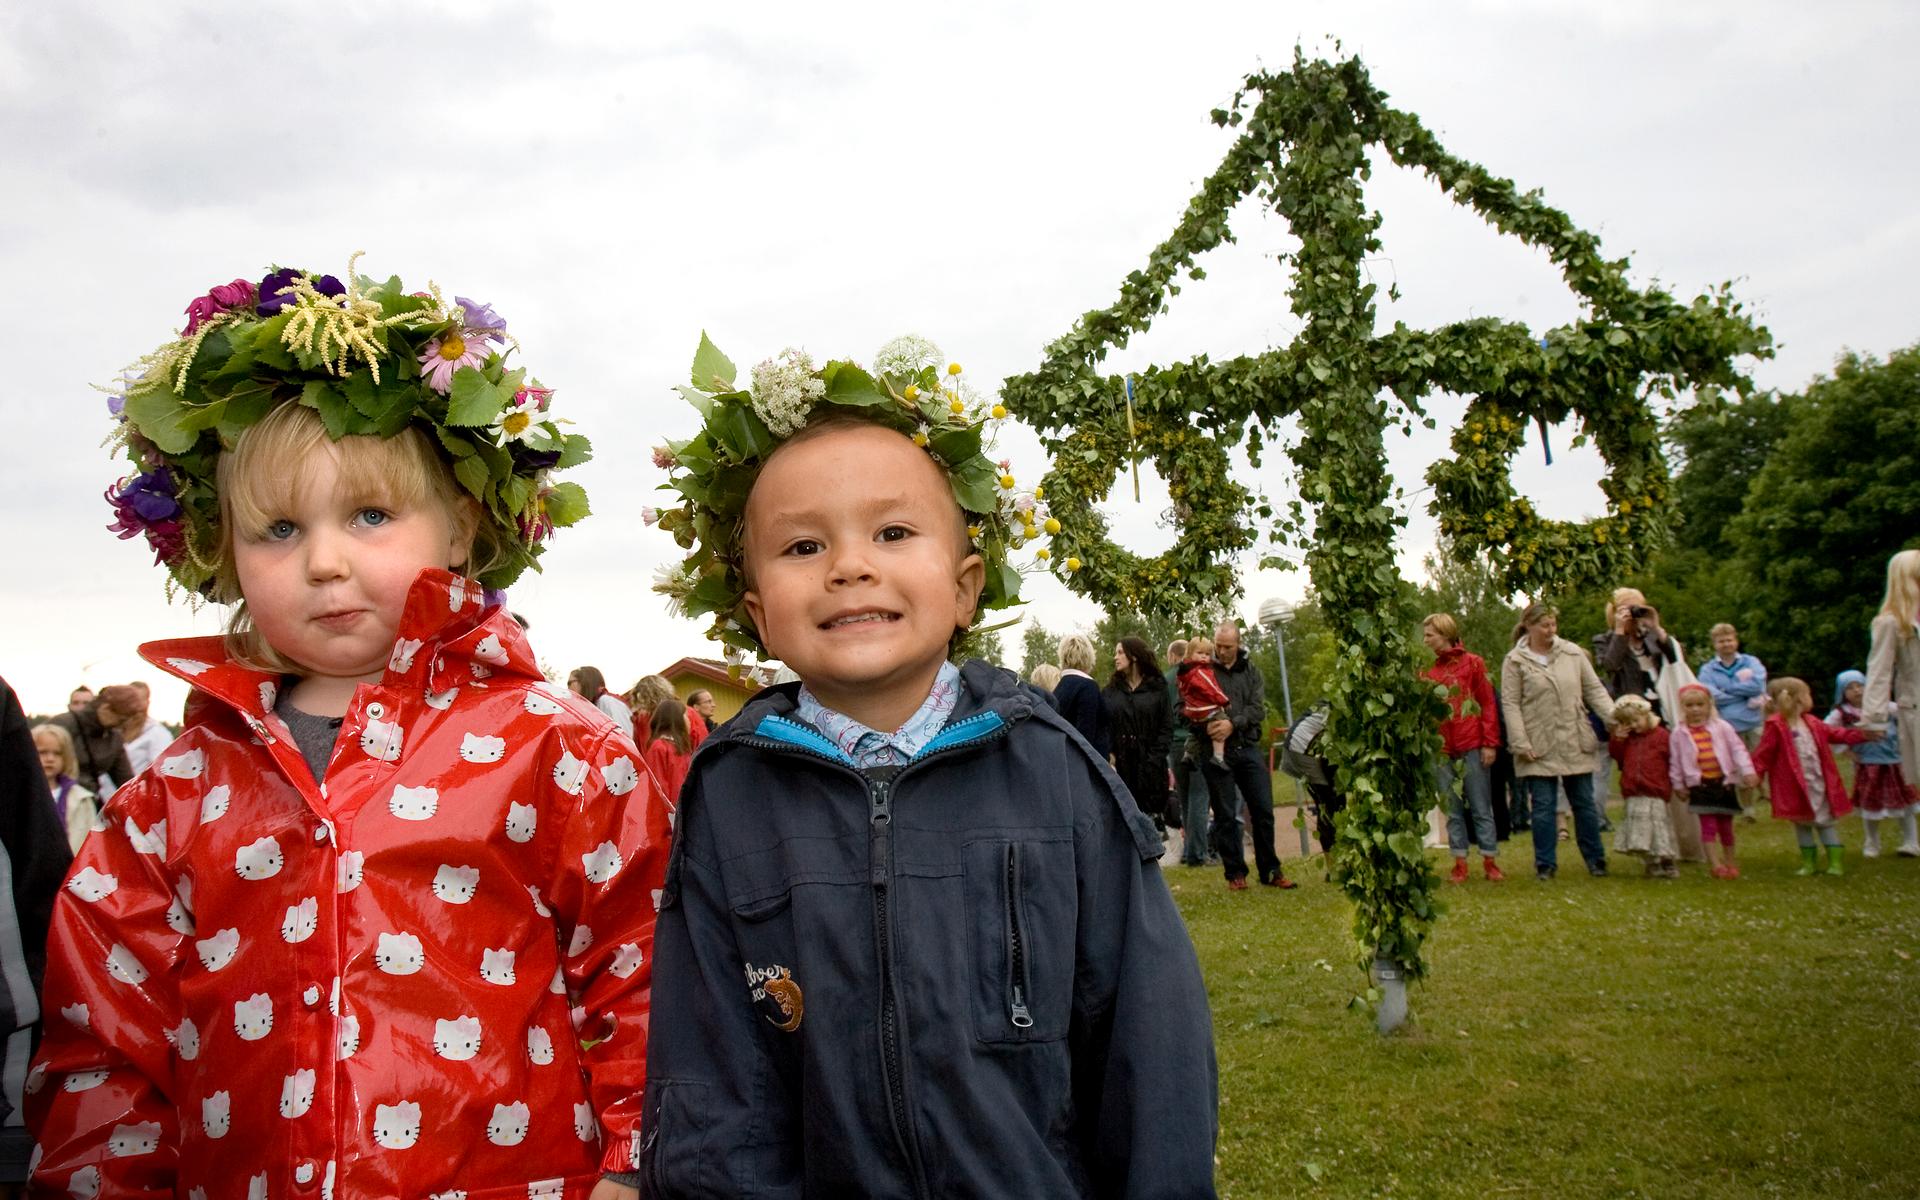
1172 802 1920 1198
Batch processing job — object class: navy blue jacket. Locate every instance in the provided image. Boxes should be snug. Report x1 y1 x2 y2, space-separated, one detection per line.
640 660 1218 1198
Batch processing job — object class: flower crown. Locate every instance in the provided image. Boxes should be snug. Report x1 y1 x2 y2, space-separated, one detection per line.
104 254 591 596
650 333 1063 661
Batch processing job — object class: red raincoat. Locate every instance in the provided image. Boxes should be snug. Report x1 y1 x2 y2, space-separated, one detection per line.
27 570 674 1198
1751 711 1875 823
1421 645 1500 757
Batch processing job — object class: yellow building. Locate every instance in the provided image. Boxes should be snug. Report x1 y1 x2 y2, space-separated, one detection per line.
656 657 780 725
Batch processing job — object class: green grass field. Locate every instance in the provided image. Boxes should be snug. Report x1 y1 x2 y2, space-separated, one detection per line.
1174 804 1920 1198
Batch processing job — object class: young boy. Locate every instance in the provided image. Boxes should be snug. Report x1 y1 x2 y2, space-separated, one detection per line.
641 338 1219 1197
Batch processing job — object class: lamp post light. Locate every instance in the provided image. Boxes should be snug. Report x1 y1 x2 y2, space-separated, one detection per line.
1257 598 1307 855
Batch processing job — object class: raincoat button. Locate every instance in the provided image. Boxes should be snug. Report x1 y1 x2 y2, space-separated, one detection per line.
314 825 328 842
365 701 386 719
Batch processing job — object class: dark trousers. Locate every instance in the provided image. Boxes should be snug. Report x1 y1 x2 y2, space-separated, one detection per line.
1201 745 1284 883
1172 751 1212 865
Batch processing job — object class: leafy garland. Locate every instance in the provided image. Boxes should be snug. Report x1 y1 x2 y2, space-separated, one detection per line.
1000 53 1770 984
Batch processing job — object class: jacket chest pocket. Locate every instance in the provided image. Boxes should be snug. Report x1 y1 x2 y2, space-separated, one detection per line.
964 838 1074 1044
724 837 866 1035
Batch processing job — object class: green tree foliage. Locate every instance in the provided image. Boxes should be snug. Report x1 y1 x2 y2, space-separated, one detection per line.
1019 619 1059 677
1731 347 1920 680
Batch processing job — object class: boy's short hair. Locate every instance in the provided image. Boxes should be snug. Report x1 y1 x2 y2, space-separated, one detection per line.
1709 622 1738 640
214 403 484 672
1166 639 1188 662
1057 633 1096 674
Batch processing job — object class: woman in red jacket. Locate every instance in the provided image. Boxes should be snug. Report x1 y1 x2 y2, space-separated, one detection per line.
1420 614 1504 882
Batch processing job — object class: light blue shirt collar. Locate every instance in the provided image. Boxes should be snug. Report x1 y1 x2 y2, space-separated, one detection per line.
795 661 962 769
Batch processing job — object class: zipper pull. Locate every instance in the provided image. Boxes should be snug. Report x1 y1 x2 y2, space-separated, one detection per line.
1010 984 1033 1029
869 778 892 885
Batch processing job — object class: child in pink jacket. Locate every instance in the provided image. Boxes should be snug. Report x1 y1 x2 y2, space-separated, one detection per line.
1669 684 1757 879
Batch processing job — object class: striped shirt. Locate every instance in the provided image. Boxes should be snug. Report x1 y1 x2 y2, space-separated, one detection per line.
1685 723 1723 780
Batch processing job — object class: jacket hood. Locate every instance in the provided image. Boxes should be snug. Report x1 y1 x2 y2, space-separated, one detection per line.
142 568 541 738
1835 668 1865 708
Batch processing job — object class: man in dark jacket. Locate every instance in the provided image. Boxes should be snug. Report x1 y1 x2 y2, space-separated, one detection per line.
51 691 132 798
641 660 1219 1198
1194 622 1295 889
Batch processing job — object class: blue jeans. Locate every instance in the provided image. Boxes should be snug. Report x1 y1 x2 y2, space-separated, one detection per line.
1527 773 1606 872
1435 752 1497 857
1172 746 1211 865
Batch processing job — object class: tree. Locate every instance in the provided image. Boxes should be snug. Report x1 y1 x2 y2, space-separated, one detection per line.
1730 346 1920 680
1415 537 1518 669
1019 619 1059 677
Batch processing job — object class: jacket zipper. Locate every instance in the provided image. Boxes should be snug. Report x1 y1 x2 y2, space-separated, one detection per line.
1004 843 1034 1030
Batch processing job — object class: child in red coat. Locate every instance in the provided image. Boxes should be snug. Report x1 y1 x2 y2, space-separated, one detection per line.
1175 637 1233 765
1607 696 1678 878
1752 677 1877 876
642 698 693 803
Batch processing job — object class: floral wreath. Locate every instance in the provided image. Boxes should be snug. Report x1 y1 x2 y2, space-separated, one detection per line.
650 333 1057 661
104 254 592 596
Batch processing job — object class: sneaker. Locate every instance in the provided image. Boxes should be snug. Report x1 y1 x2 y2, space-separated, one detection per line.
1587 861 1609 878
1483 860 1505 882
1710 864 1734 880
1661 862 1682 879
1261 873 1298 889
1226 877 1249 891
1558 828 1570 841
1899 843 1920 859
1448 858 1470 884
1535 866 1556 882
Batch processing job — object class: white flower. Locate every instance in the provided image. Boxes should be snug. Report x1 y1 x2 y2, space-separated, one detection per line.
749 348 826 438
651 561 700 614
873 335 943 379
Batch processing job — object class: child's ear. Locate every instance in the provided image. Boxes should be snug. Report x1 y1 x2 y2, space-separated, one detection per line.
952 550 986 632
446 498 482 574
743 588 769 655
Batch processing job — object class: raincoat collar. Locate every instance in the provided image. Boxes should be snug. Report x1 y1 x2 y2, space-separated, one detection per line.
140 567 539 746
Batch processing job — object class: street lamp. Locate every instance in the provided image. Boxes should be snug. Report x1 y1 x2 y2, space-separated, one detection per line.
1257 598 1306 855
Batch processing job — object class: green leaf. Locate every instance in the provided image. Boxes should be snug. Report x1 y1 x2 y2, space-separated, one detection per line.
929 424 984 463
122 388 199 455
951 458 1001 514
823 362 887 406
543 481 591 527
302 380 351 439
215 380 278 439
341 371 382 418
691 332 736 391
447 368 506 427
676 385 714 419
453 453 491 499
555 433 593 470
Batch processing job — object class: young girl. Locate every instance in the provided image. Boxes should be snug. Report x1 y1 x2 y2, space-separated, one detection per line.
32 723 98 853
29 264 672 1200
1828 670 1918 857
1752 677 1875 876
1176 637 1233 765
642 697 693 802
1670 683 1758 879
1607 696 1678 877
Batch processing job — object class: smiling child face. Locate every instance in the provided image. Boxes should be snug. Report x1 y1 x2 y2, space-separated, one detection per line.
742 421 985 732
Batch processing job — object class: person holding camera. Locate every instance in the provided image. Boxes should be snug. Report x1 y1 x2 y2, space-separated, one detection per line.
1594 587 1705 861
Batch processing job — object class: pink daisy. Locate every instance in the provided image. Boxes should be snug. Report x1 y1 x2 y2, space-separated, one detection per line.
419 332 488 394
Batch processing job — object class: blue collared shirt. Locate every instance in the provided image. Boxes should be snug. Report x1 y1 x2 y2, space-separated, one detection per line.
795 661 962 769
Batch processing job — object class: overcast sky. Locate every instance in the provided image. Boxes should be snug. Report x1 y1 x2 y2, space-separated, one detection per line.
4 1 1915 720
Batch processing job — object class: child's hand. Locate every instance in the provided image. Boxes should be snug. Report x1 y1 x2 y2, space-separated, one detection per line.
1740 774 1758 789
589 1181 639 1200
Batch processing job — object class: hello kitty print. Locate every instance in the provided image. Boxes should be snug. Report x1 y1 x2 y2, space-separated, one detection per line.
26 569 676 1197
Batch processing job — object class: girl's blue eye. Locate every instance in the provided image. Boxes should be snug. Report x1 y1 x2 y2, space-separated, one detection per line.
357 508 391 528
266 519 297 541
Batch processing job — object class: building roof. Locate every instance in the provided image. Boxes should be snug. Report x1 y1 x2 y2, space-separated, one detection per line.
657 656 781 692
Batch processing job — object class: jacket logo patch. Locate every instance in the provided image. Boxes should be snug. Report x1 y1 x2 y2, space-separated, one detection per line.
745 962 804 1031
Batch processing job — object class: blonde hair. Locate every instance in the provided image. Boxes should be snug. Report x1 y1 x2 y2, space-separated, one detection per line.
1029 663 1063 693
32 724 77 778
1610 694 1657 730
1057 632 1096 674
1880 549 1920 639
1708 622 1738 641
214 404 483 671
1603 587 1646 628
1423 613 1460 644
1166 639 1188 663
1768 676 1812 717
626 674 675 713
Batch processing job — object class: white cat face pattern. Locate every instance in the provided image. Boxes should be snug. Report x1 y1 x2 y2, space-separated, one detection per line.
33 596 675 1194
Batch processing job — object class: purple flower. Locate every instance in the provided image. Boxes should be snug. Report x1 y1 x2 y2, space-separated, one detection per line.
509 444 562 473
106 394 126 417
105 469 187 564
256 269 345 316
456 296 508 343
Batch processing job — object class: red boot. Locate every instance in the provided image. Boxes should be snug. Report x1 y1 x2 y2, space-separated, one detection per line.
1448 857 1470 884
1483 859 1505 882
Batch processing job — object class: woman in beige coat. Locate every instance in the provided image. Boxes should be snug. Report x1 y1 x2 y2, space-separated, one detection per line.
1863 550 1920 793
1502 602 1616 880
